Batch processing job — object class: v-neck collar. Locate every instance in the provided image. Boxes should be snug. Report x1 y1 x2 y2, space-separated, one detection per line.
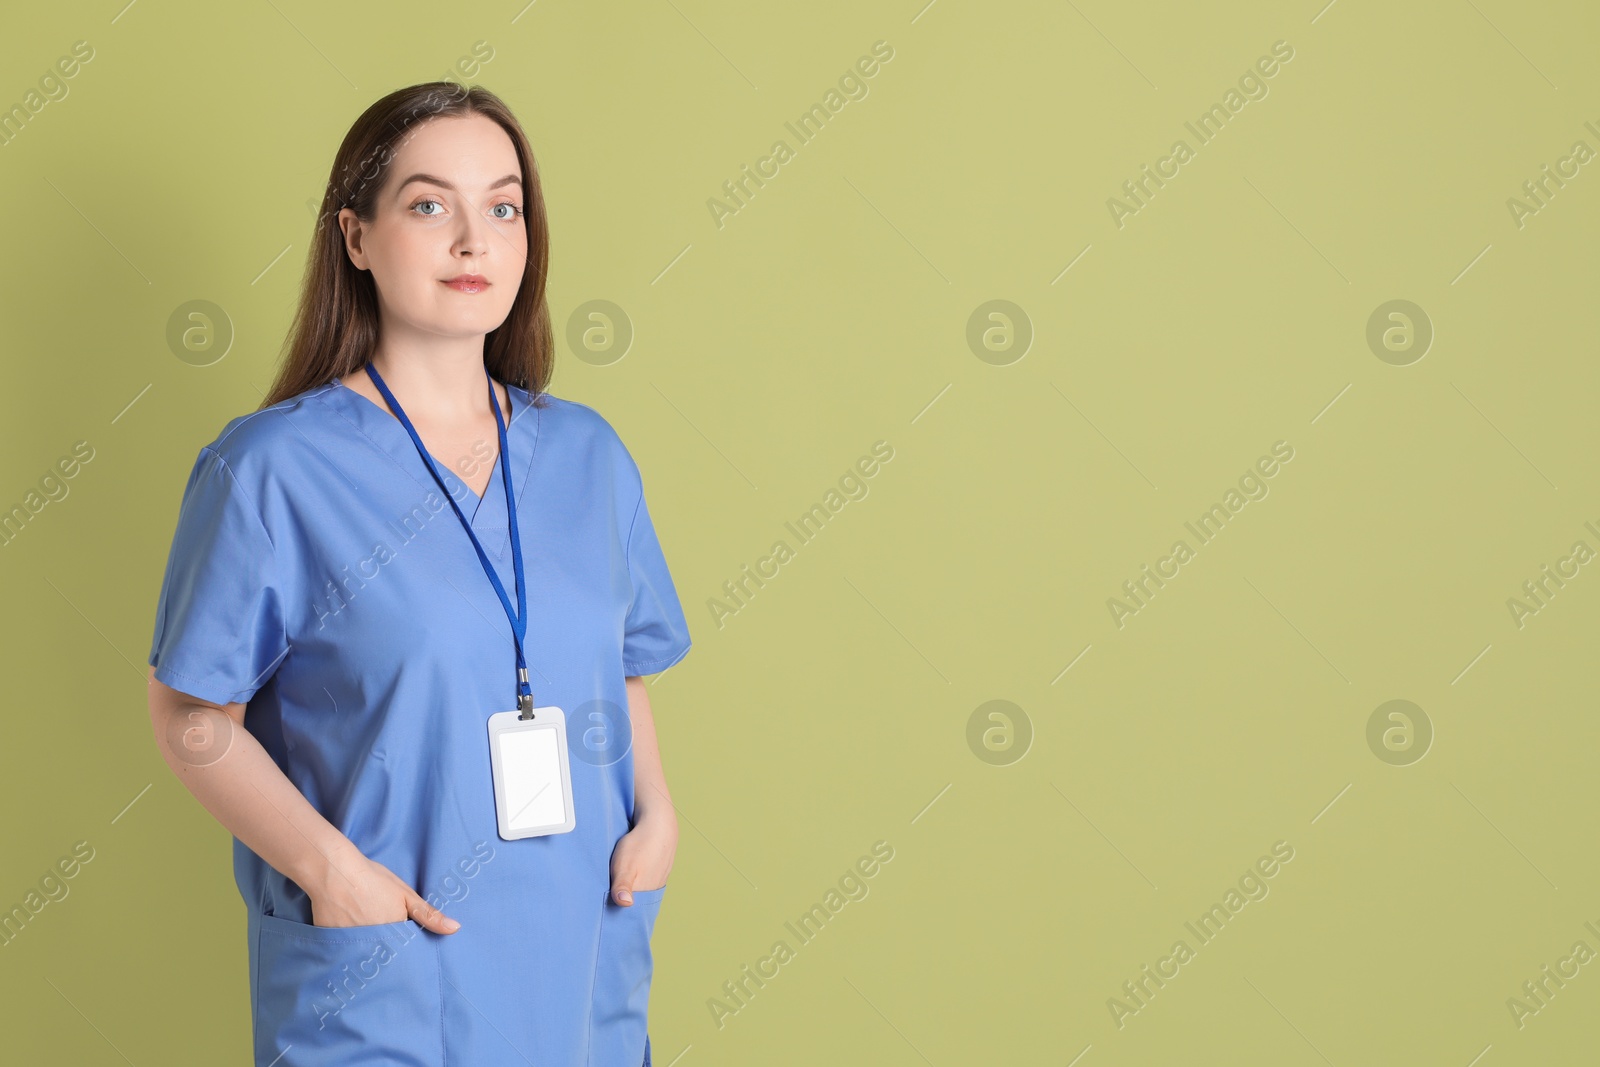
315 375 536 538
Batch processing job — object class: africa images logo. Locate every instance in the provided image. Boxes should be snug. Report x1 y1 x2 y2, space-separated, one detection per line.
1105 40 1296 229
1106 441 1295 628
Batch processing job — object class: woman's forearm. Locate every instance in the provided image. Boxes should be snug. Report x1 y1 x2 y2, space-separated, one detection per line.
624 675 676 828
146 668 361 900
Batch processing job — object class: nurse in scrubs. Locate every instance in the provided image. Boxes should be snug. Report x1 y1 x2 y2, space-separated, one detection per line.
145 82 692 1066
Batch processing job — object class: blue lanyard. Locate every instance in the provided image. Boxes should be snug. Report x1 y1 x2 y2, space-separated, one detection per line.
364 362 535 718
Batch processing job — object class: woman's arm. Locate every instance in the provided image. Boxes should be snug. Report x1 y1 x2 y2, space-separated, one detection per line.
609 675 680 904
145 668 460 932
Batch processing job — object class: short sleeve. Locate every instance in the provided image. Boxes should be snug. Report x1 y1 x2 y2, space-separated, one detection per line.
621 486 692 676
148 446 290 706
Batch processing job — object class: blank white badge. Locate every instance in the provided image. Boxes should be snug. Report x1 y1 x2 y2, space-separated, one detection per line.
487 708 577 839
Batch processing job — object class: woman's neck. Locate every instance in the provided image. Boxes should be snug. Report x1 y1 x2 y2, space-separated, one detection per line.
346 340 509 425
368 345 492 419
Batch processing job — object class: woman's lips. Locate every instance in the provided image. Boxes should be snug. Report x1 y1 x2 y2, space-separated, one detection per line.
443 276 489 293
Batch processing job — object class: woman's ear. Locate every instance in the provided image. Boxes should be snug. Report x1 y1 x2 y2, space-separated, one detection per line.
337 207 369 271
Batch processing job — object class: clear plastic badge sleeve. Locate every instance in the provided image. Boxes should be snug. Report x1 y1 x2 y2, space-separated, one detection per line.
487 708 577 839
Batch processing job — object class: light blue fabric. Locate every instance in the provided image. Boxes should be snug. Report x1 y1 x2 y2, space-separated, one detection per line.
148 378 692 1066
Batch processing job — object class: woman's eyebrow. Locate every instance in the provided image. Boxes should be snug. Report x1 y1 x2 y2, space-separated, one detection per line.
396 173 522 195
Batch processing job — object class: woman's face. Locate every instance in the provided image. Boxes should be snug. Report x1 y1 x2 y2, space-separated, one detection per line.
338 114 528 343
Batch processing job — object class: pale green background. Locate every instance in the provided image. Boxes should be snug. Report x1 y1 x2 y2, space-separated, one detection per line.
1 0 1597 1063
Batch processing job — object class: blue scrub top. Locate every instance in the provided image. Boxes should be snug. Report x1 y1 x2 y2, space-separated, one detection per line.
147 377 692 1066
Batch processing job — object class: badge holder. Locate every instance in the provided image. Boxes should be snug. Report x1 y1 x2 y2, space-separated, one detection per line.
487 676 576 839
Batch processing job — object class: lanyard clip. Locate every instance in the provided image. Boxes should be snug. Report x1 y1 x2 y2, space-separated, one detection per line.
517 668 534 720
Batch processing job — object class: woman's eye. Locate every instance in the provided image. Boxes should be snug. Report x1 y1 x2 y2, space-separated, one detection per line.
412 199 521 220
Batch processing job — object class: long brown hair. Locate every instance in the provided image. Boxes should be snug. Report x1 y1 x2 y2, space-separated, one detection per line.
260 82 554 410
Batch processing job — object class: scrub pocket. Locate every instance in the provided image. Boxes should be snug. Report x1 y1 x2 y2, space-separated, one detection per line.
591 885 666 1067
254 912 442 1066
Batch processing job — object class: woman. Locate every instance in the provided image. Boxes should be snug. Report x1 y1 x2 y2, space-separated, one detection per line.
145 82 691 1066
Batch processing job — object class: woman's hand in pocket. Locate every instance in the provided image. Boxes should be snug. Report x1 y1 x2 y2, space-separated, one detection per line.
610 806 679 906
309 849 460 933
